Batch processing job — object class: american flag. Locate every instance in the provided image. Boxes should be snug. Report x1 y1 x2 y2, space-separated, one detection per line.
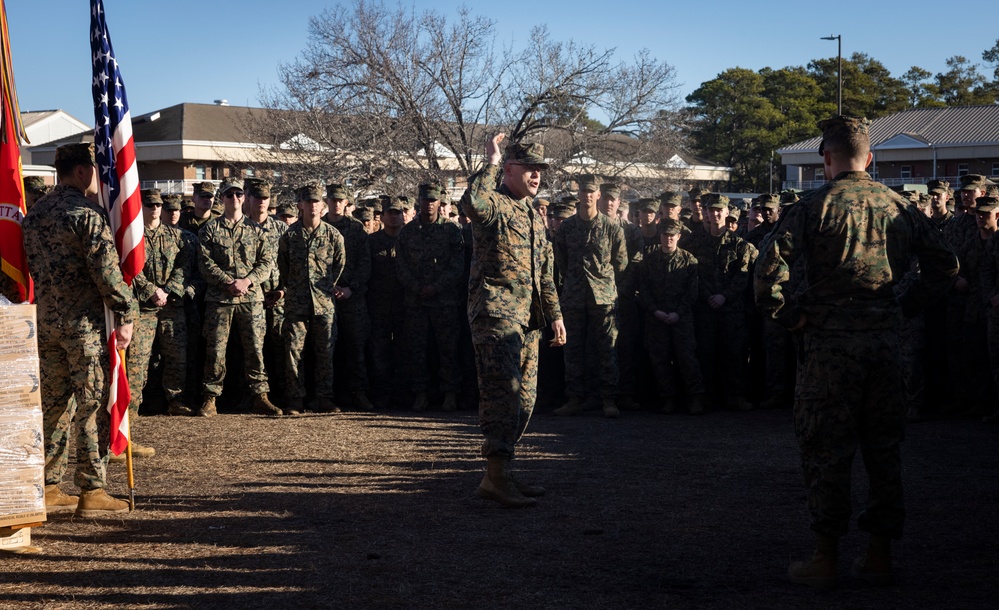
91 0 144 456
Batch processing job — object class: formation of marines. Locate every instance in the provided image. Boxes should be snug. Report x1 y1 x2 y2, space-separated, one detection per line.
16 122 993 590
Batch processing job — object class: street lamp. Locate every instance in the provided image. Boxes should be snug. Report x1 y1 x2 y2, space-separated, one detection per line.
821 34 842 115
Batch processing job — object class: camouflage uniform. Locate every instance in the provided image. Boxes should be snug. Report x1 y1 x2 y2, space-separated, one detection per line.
396 210 465 396
255 214 289 399
326 212 372 395
366 226 406 406
465 162 561 457
127 219 190 415
687 220 756 405
553 212 627 400
199 214 274 398
755 161 958 540
637 240 704 402
278 219 346 401
23 182 138 491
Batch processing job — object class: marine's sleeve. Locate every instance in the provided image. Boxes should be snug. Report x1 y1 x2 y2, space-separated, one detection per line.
199 222 235 288
464 164 501 226
540 237 561 322
722 240 756 305
79 207 137 325
899 207 960 314
164 230 188 298
609 221 628 288
245 224 276 288
132 270 156 305
325 227 347 293
277 230 290 292
754 206 806 328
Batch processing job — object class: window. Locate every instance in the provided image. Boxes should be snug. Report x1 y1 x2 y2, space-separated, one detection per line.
272 170 282 180
194 164 206 180
992 162 999 177
244 167 256 178
900 166 912 180
958 163 969 177
814 167 825 180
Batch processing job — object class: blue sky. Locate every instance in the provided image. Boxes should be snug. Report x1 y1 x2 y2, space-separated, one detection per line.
7 1 998 128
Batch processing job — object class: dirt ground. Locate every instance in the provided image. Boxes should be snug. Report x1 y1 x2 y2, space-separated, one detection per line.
1 405 997 609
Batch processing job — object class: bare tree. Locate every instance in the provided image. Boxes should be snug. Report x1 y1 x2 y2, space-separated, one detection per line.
253 1 686 194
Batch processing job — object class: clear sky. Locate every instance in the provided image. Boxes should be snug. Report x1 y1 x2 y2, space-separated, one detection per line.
7 0 998 130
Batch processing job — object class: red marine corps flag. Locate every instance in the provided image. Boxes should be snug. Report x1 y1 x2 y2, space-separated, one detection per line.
0 0 32 303
91 0 145 457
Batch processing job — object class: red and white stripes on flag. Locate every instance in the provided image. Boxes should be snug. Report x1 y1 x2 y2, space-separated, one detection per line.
91 0 144 456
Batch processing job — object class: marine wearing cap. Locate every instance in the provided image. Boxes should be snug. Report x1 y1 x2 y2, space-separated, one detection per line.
140 188 163 206
24 175 49 196
192 181 216 197
162 193 183 211
326 183 350 201
298 181 324 202
659 193 683 208
418 182 445 201
577 174 599 192
927 180 950 194
244 178 272 199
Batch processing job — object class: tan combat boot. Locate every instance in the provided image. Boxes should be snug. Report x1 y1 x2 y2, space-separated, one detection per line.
167 398 193 416
476 456 537 508
198 395 217 417
411 392 428 412
75 488 129 518
508 471 546 497
284 397 304 416
553 396 584 416
441 392 458 412
788 533 839 589
44 485 79 514
602 398 620 419
109 441 155 463
251 393 281 415
850 535 894 586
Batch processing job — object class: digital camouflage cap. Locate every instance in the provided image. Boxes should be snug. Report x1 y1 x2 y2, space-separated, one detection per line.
960 174 989 191
141 188 163 205
659 192 683 208
702 193 730 209
754 193 779 209
504 141 549 169
23 176 48 195
297 181 324 202
637 198 660 213
193 181 216 197
244 178 272 199
418 182 445 201
576 174 599 192
926 179 950 194
600 183 622 198
162 193 183 211
326 183 350 200
219 177 244 194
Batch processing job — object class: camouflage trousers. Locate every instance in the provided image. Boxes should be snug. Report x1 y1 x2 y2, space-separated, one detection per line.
367 295 406 404
38 324 111 491
284 312 337 399
126 303 187 416
644 315 704 398
264 304 286 398
405 304 462 394
202 301 269 396
794 327 905 539
694 305 748 400
472 316 540 458
562 304 618 399
334 296 370 392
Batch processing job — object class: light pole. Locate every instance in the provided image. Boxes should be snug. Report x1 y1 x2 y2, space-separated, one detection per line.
821 35 842 115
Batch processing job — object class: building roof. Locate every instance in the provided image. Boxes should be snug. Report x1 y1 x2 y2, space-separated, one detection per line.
779 105 999 154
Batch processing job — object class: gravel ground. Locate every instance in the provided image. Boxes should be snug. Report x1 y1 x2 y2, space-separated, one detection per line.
1 405 997 609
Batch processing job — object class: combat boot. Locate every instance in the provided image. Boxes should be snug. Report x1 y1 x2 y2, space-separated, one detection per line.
167 398 193 416
688 393 706 415
313 397 341 413
352 391 375 411
508 472 546 497
411 392 428 412
729 395 754 411
617 394 639 411
284 397 304 416
251 393 281 416
44 485 79 514
75 488 129 518
441 392 458 412
553 396 584 416
850 535 894 586
788 533 839 590
198 395 217 418
130 442 155 458
476 456 537 508
602 398 620 419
